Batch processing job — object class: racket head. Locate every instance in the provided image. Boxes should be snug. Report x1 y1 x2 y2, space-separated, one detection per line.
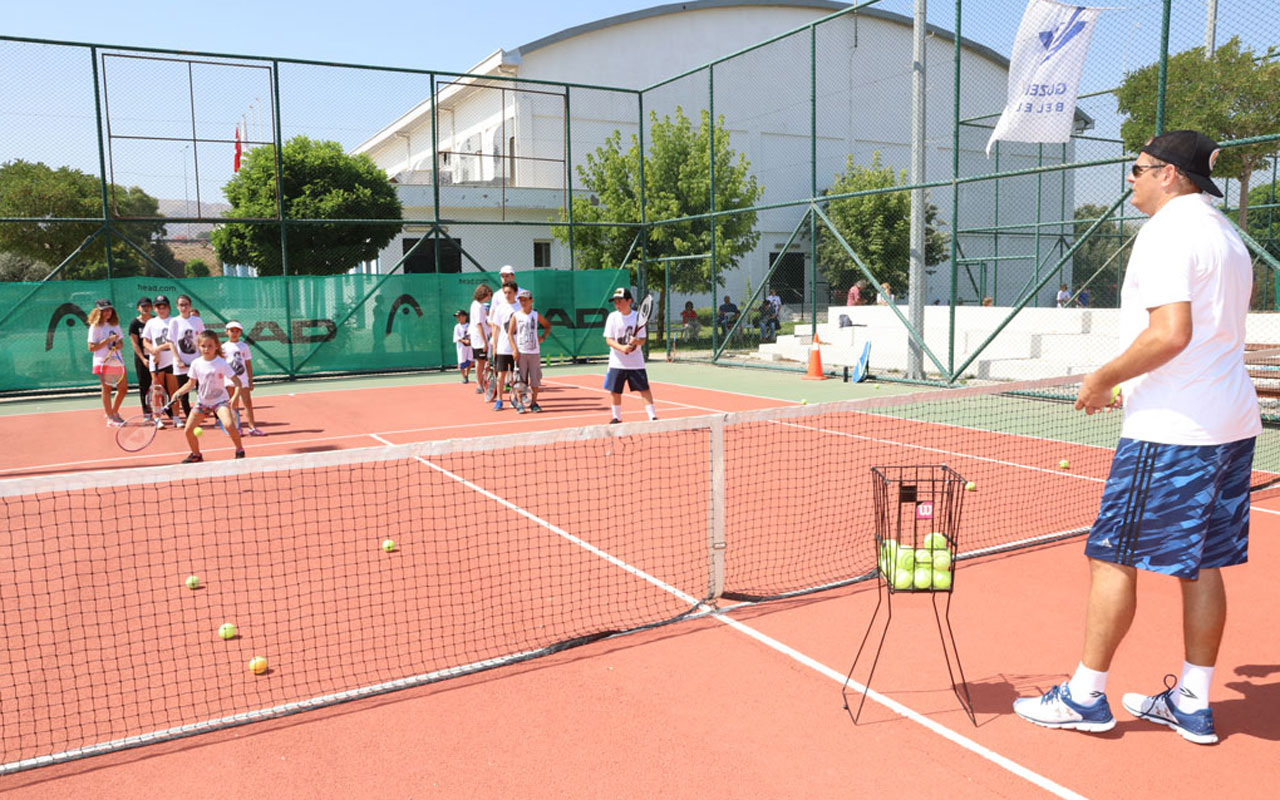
634 294 653 331
149 384 170 413
512 380 533 410
115 413 159 452
484 377 497 403
215 407 241 435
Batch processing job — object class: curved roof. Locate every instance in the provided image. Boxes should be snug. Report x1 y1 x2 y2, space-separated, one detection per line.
510 0 1013 78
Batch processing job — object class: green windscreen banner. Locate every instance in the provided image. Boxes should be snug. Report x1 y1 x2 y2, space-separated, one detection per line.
0 269 627 393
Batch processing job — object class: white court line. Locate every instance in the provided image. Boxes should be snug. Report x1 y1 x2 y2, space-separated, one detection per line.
710 610 1090 800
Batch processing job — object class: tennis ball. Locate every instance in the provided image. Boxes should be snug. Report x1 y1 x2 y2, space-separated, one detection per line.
1111 385 1121 402
892 568 914 590
932 569 953 590
800 399 808 405
381 538 396 553
249 656 268 675
1058 459 1070 470
915 547 933 565
193 426 203 437
914 565 933 590
185 575 200 590
218 622 237 640
932 550 952 571
964 480 977 492
878 540 898 576
923 532 949 551
895 547 915 571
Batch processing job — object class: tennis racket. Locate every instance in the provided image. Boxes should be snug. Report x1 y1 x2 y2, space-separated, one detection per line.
214 406 242 435
483 365 498 402
115 393 182 452
632 294 653 344
149 384 171 423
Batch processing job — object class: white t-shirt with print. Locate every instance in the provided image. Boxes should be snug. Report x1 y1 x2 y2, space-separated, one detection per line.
142 316 174 371
468 300 489 352
221 340 252 388
512 310 541 355
490 301 516 356
188 356 234 407
604 309 646 370
168 314 205 376
88 323 124 368
453 322 473 364
1119 192 1260 445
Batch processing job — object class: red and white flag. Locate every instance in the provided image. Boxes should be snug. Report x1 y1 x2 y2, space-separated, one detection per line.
234 126 242 172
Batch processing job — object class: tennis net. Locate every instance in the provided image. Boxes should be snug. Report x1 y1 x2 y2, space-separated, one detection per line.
2 372 1278 772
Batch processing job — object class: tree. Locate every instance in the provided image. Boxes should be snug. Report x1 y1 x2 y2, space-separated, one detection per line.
1114 37 1280 229
211 136 403 276
0 160 178 280
0 251 50 282
1245 180 1280 310
185 259 211 278
552 107 764 327
815 153 947 299
1070 204 1137 309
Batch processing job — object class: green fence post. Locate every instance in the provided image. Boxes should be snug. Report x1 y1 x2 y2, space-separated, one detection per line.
90 47 115 280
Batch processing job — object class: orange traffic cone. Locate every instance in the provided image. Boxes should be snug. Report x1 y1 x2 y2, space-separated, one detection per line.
803 332 828 380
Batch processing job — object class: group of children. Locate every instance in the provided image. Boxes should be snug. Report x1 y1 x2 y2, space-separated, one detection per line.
450 271 658 424
87 294 266 462
452 265 552 414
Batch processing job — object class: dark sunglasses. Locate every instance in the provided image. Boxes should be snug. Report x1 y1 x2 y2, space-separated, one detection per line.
1130 162 1167 178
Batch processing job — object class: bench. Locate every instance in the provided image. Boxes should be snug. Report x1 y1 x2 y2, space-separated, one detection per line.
1246 343 1280 398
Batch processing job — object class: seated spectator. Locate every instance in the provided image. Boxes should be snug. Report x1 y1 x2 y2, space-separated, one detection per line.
716 295 739 339
757 298 780 342
876 282 894 305
1056 283 1071 308
846 282 860 306
1077 287 1090 307
680 301 702 340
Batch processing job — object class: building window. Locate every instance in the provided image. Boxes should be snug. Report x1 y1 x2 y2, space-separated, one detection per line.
533 241 551 268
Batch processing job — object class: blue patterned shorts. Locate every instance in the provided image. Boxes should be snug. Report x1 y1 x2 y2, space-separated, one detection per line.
1086 437 1254 579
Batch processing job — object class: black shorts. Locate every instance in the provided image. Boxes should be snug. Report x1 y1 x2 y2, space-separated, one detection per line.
473 349 487 361
153 365 174 376
493 353 515 371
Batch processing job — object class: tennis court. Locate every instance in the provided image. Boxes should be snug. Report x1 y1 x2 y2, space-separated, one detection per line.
2 363 1279 798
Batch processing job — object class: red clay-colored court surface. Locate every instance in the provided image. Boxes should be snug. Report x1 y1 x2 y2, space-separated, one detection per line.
1 372 1277 799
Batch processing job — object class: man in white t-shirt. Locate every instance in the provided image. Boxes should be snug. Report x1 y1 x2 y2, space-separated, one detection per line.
142 295 179 425
603 287 657 423
487 282 519 411
1014 131 1259 746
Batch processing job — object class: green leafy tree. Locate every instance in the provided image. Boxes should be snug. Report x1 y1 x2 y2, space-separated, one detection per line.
0 251 50 282
0 160 178 280
816 153 947 299
1114 37 1280 228
1071 204 1137 309
211 136 403 276
552 107 763 328
1245 180 1280 310
185 259 211 278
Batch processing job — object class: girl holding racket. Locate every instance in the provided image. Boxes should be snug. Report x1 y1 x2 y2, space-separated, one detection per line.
87 298 128 426
602 287 657 423
173 329 245 463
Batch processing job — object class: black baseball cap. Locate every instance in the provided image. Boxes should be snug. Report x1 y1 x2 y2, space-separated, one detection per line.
454 308 468 316
136 297 152 307
94 298 113 310
153 294 170 306
1140 130 1223 198
612 287 633 301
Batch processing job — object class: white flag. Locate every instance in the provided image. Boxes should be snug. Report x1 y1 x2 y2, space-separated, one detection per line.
986 1 1102 155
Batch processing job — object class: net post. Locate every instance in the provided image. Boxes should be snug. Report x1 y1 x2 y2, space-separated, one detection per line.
708 414 726 601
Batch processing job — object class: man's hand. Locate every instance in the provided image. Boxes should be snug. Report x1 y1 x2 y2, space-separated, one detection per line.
1075 374 1117 415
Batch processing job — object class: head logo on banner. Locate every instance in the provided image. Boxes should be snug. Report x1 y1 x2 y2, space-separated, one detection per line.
986 1 1104 155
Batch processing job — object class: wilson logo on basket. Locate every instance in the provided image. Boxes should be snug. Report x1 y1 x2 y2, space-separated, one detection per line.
915 501 935 520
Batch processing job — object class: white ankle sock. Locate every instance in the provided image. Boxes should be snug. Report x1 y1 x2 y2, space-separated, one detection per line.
611 404 622 421
1067 662 1108 705
645 403 656 420
1175 662 1213 712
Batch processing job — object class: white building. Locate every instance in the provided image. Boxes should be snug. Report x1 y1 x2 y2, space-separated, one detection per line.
355 0 1090 311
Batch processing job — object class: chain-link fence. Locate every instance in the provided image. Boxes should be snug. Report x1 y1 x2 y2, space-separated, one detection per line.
3 1 1280 390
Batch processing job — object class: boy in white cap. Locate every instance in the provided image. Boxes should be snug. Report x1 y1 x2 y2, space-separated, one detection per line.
603 287 657 423
222 321 264 436
452 309 473 384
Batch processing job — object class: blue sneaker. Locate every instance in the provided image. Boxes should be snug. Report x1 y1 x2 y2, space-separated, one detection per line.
1123 678 1218 745
493 400 503 411
1013 683 1116 733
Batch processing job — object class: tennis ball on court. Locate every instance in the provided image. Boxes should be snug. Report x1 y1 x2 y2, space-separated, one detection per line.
249 656 268 675
185 575 200 590
892 568 914 590
381 538 396 553
914 565 933 590
932 569 953 590
932 550 952 571
964 481 977 492
218 622 237 640
923 532 949 551
1058 459 1070 470
800 399 808 405
192 426 203 437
